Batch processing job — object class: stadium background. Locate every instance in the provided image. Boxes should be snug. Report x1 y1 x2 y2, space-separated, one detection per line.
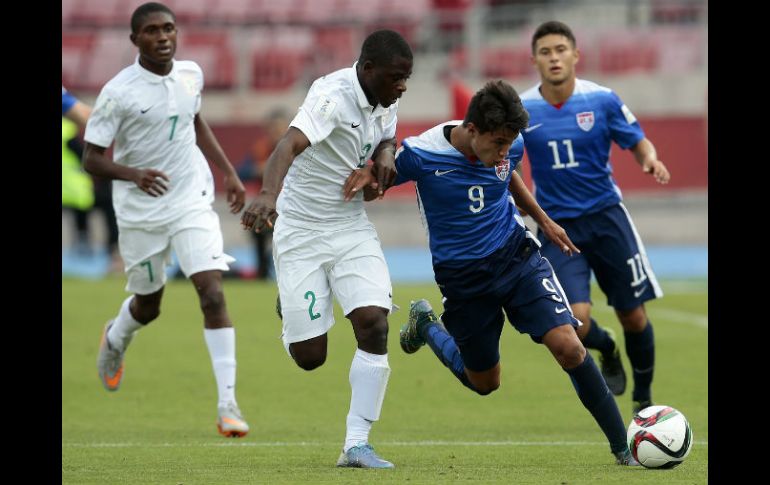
61 0 707 281
61 2 708 483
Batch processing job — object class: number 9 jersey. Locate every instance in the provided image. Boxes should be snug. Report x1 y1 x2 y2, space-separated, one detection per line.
393 121 528 265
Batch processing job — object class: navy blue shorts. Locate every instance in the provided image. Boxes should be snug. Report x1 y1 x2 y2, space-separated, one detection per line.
434 233 580 372
537 203 663 312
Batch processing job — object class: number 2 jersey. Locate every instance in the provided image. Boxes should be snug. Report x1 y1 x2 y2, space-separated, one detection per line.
394 121 533 265
520 79 645 220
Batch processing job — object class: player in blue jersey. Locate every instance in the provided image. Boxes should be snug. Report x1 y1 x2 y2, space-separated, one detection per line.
62 86 91 128
345 80 639 466
521 21 670 413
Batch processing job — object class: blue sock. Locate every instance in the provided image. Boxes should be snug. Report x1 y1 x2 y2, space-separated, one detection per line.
582 318 615 355
423 323 478 393
565 353 627 454
625 321 655 402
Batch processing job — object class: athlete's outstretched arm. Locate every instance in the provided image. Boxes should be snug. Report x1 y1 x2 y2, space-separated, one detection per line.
630 137 670 184
241 127 310 232
194 114 245 213
83 142 169 197
508 171 579 256
370 137 398 198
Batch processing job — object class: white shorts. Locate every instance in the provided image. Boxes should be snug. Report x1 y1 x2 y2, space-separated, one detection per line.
119 209 235 295
273 216 393 353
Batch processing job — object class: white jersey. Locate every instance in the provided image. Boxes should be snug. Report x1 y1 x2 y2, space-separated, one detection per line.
84 57 214 229
277 63 398 229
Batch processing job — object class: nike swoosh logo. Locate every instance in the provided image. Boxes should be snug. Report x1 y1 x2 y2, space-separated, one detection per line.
140 106 154 114
555 306 568 314
351 122 361 128
212 255 222 260
633 286 648 298
435 169 457 176
220 417 245 426
524 123 543 133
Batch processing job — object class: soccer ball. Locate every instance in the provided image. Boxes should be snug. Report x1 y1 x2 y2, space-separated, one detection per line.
627 405 693 468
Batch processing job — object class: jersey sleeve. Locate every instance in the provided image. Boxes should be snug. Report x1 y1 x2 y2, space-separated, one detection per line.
606 91 645 150
62 86 76 115
507 134 525 170
393 142 421 185
289 84 340 146
192 62 204 114
84 85 123 149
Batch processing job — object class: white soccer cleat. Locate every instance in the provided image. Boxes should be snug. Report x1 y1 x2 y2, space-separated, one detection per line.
97 320 126 392
217 401 249 438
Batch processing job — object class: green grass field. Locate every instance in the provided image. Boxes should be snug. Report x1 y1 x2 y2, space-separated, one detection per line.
62 277 707 484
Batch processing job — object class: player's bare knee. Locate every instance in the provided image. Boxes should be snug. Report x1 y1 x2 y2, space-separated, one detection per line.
198 288 226 316
351 310 389 353
616 306 647 332
132 304 160 324
291 351 327 371
557 342 587 369
473 380 500 396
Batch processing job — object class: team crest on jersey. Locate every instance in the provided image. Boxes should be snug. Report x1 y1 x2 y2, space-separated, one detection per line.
577 111 595 132
495 159 510 181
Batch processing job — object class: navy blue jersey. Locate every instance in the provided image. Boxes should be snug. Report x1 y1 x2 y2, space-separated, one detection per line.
394 121 528 264
521 79 645 219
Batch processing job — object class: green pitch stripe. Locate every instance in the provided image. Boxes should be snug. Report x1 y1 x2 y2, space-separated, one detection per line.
63 440 708 448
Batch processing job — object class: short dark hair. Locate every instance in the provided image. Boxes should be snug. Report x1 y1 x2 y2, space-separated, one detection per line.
131 2 175 34
531 21 576 54
463 80 529 135
358 30 413 66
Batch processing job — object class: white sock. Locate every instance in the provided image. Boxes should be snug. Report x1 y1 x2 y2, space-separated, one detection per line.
344 349 391 452
107 296 143 352
204 327 237 407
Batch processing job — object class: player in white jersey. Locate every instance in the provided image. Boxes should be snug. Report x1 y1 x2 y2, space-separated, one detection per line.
241 30 413 469
83 2 249 438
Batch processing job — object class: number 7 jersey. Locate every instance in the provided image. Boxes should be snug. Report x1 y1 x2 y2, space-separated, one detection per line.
394 121 528 265
520 79 645 220
84 58 214 229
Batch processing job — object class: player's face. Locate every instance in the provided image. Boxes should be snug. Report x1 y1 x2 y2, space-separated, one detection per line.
470 126 518 168
532 34 578 86
131 12 177 72
365 55 413 108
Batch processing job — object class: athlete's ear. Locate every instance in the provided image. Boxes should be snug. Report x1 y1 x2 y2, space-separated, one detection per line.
466 122 477 136
574 48 580 66
130 33 137 46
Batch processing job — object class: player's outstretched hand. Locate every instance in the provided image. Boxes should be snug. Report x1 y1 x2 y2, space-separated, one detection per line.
343 166 379 201
372 157 397 199
224 174 246 213
241 192 278 233
541 219 580 256
642 159 670 184
134 169 170 197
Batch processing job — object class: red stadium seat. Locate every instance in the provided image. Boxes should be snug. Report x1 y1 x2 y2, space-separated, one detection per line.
79 31 137 91
69 0 121 27
62 33 96 89
249 27 313 90
598 31 659 75
177 30 236 89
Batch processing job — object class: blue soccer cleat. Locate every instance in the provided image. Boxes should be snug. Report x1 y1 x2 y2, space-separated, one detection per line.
614 448 641 466
632 399 654 415
598 328 627 396
336 443 394 469
399 299 441 354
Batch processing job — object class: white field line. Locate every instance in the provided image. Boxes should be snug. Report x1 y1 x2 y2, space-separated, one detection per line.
63 440 708 448
654 308 708 328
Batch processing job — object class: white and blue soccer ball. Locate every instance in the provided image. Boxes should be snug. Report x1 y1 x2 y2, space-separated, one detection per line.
627 405 693 468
